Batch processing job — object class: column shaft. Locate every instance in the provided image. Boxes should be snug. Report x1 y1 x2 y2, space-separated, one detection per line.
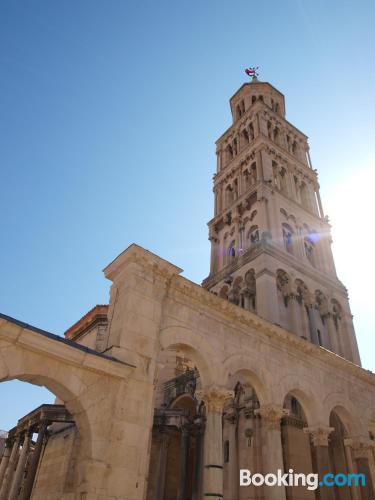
0 444 11 486
256 405 287 500
9 433 31 500
0 436 20 500
178 427 190 500
19 422 47 500
191 428 203 500
156 433 169 500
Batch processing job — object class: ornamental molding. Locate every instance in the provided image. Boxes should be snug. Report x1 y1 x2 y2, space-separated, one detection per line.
196 385 234 413
304 426 334 447
255 405 289 430
344 436 375 458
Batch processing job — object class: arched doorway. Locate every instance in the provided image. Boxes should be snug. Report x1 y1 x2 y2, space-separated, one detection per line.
281 393 315 499
328 410 351 500
146 348 204 500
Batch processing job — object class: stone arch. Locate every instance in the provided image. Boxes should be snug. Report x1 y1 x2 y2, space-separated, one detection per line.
275 373 322 425
222 353 271 405
159 326 218 387
322 392 362 435
0 343 95 460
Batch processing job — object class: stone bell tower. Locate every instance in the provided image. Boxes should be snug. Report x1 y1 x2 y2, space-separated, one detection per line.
202 75 361 365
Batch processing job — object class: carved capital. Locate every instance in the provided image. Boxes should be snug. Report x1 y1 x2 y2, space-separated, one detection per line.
304 426 334 447
255 404 289 430
344 436 375 458
196 385 234 413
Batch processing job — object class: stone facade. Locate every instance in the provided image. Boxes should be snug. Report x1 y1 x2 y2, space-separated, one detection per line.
1 78 375 500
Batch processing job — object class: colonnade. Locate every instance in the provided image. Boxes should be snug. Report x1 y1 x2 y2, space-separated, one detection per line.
148 381 375 500
0 404 73 500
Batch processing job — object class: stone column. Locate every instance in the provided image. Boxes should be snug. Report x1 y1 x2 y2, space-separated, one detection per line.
307 306 319 346
197 385 233 500
19 420 48 500
0 439 11 486
326 313 341 356
289 294 299 335
224 407 238 500
178 425 190 500
344 437 375 500
316 188 324 218
9 431 31 500
343 439 361 500
156 432 170 500
304 426 334 500
192 424 204 500
255 404 288 500
0 434 20 500
255 270 279 325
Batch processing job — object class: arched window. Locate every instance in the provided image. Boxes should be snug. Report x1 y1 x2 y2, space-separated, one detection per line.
228 241 236 262
282 223 294 254
233 138 238 155
248 225 259 245
242 128 249 145
331 299 343 331
225 185 234 207
279 167 288 194
258 95 264 102
252 95 256 104
249 122 255 140
273 127 279 144
267 121 272 139
304 236 315 266
300 182 309 209
275 102 280 113
272 161 278 188
226 144 233 162
292 140 298 155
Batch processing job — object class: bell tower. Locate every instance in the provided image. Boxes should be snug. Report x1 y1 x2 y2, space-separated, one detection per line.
203 75 361 365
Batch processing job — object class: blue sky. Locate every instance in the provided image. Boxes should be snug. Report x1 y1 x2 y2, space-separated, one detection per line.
1 0 374 430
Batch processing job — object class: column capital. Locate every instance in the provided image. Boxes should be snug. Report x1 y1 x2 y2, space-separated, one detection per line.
255 404 289 430
304 426 334 446
196 384 233 413
344 436 375 458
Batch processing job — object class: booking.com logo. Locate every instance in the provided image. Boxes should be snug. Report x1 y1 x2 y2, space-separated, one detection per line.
240 469 366 490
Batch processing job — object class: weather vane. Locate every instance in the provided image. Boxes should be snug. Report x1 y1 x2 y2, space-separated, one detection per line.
245 66 259 79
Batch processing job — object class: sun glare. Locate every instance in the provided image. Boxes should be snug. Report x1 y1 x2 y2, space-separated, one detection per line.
325 165 375 306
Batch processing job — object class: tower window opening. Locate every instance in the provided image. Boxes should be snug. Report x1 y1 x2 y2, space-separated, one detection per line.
304 237 315 266
242 129 249 145
248 225 259 245
226 144 233 162
249 122 255 141
282 223 294 255
252 95 256 104
267 121 272 139
273 127 279 144
228 241 236 262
